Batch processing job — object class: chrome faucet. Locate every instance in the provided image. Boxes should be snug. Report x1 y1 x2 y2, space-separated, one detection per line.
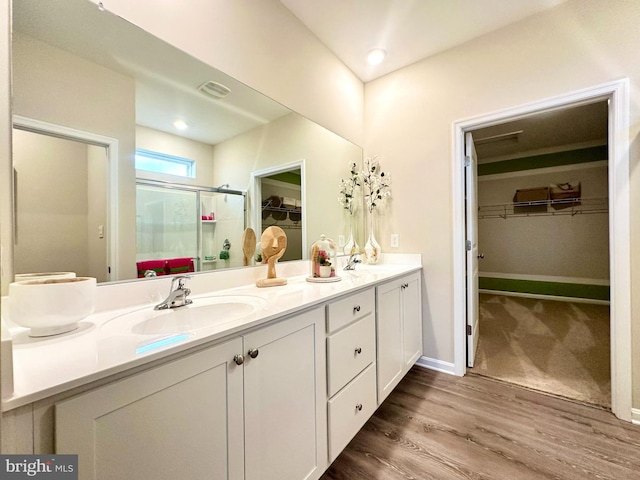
154 275 193 310
343 253 361 271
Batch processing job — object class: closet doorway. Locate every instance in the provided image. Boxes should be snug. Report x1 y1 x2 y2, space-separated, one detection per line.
468 101 611 407
250 161 306 262
453 79 632 421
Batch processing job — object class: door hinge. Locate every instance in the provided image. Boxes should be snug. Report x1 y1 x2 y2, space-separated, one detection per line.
467 324 472 335
465 240 471 251
464 156 471 167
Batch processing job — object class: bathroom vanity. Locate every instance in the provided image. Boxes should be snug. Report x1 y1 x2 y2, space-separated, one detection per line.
1 257 422 480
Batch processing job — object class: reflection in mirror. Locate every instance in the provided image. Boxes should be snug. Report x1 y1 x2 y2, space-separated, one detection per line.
259 167 303 263
135 182 246 275
6 0 363 287
13 127 109 282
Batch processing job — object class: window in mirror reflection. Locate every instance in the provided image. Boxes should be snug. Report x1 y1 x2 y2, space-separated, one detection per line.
135 149 196 178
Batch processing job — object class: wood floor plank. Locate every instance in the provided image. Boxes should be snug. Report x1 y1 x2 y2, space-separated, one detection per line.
321 367 640 480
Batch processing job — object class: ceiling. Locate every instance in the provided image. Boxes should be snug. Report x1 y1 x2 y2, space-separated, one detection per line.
14 0 291 146
280 0 607 161
472 101 609 163
280 0 569 82
17 0 596 154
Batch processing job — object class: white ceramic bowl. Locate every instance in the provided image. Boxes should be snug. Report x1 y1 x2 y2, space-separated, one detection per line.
14 272 76 282
8 277 96 337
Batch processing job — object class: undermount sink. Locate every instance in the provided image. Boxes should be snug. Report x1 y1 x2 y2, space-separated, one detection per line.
101 295 268 336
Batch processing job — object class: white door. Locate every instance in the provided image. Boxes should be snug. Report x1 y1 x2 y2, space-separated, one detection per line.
465 132 480 367
243 308 327 480
56 339 245 480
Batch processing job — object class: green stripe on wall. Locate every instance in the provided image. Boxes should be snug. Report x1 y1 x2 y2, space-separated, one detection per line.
266 171 301 185
479 277 610 301
478 145 607 176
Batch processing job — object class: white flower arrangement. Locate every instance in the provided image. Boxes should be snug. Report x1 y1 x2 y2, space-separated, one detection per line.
361 155 391 213
338 161 361 215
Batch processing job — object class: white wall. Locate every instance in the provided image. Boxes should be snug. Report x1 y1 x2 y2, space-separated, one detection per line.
11 32 137 280
212 113 364 253
364 0 640 403
0 0 11 300
135 126 215 187
12 130 90 276
92 0 364 146
478 164 609 280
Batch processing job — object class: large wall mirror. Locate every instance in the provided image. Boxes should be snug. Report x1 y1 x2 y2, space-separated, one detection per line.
5 0 363 286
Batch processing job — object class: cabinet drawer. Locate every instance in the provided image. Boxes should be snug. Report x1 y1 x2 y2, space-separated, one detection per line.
327 314 375 396
327 288 375 333
327 363 377 462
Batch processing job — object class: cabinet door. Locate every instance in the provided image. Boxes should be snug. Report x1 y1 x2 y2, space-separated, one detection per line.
243 307 327 480
402 273 423 369
56 338 244 480
376 279 403 404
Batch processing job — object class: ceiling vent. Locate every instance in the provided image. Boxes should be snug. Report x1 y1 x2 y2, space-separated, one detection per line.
198 80 231 99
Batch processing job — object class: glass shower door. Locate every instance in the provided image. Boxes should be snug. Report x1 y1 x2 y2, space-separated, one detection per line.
136 184 198 271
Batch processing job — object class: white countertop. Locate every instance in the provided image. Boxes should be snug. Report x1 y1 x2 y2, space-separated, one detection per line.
2 256 421 411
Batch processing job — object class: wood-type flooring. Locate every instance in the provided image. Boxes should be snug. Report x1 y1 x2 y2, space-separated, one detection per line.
321 367 640 480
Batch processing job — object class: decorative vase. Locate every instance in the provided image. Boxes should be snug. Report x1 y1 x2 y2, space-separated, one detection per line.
364 213 381 264
343 221 360 255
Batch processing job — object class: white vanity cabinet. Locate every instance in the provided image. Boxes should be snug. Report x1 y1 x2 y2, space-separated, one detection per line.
326 288 377 461
56 337 245 480
55 306 328 480
376 272 422 404
243 307 327 480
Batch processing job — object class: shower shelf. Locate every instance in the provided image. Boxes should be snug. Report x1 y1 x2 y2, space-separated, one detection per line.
478 196 608 219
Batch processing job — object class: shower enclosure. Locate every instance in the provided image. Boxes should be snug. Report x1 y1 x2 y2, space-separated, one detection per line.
136 180 246 273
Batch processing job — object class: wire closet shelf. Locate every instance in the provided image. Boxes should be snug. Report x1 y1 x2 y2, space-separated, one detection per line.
478 196 608 219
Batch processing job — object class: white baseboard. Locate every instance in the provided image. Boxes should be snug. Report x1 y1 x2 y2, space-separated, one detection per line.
632 408 640 425
415 356 456 375
478 289 610 306
479 271 609 286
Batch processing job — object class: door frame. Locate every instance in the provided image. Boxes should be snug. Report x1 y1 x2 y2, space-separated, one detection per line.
451 79 632 421
249 160 307 259
11 115 119 282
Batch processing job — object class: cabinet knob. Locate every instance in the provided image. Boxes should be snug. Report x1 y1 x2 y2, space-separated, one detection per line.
233 354 245 365
401 283 409 289
355 347 362 355
248 348 259 359
355 403 363 412
353 305 361 314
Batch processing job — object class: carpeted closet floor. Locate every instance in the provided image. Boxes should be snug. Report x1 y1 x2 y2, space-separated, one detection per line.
471 293 611 408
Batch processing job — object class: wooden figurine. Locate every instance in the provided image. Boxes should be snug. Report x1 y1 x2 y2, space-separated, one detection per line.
256 226 288 287
242 227 257 266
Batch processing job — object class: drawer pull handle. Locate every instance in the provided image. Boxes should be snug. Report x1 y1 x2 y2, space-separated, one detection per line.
355 347 362 355
233 354 245 365
353 305 361 313
248 348 259 359
401 283 409 289
356 403 363 412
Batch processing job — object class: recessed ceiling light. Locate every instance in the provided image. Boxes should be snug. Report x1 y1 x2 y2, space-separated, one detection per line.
367 48 386 66
173 119 188 131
